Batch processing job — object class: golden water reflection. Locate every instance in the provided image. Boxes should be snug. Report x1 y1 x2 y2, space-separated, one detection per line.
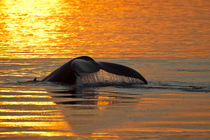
0 0 209 58
0 109 58 113
0 89 48 94
0 131 76 137
1 84 210 138
0 0 69 58
0 0 210 139
0 87 74 138
0 101 56 105
0 115 62 120
0 95 51 98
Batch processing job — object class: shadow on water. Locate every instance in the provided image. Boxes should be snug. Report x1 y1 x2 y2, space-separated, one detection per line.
2 73 210 138
49 86 139 107
145 81 210 93
15 77 210 95
38 79 210 108
8 73 209 110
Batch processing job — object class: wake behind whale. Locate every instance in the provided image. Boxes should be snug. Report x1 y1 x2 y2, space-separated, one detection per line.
13 55 210 93
40 56 148 86
8 56 209 93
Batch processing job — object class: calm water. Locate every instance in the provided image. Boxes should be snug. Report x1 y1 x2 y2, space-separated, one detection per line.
0 0 210 139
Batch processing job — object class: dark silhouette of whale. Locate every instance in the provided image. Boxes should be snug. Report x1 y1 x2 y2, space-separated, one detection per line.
41 56 147 85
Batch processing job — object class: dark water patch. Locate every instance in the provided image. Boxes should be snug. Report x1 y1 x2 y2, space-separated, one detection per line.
144 81 210 93
176 69 210 72
56 99 135 108
80 80 210 93
4 78 210 94
52 93 97 99
58 100 97 105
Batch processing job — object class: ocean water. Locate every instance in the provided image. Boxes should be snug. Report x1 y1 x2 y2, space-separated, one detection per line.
0 0 210 139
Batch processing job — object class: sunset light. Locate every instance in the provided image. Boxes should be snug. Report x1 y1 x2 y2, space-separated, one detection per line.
0 0 210 139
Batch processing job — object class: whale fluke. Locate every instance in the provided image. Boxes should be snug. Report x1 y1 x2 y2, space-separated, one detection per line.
42 56 147 85
98 61 148 84
71 58 100 75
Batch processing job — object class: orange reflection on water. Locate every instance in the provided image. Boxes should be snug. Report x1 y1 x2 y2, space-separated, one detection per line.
0 122 70 130
0 87 74 137
0 101 56 105
0 89 48 94
91 132 119 138
97 96 115 110
0 108 58 113
1 0 209 58
97 97 113 105
0 115 62 120
0 0 70 58
0 95 51 98
0 131 76 137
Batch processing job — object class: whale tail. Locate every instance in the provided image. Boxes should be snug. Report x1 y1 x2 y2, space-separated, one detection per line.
97 61 148 84
71 57 147 84
42 56 147 85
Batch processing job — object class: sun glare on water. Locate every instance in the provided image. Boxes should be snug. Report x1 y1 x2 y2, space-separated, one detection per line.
0 0 72 58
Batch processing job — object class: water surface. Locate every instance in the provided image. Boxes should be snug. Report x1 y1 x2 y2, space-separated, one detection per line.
0 0 210 139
